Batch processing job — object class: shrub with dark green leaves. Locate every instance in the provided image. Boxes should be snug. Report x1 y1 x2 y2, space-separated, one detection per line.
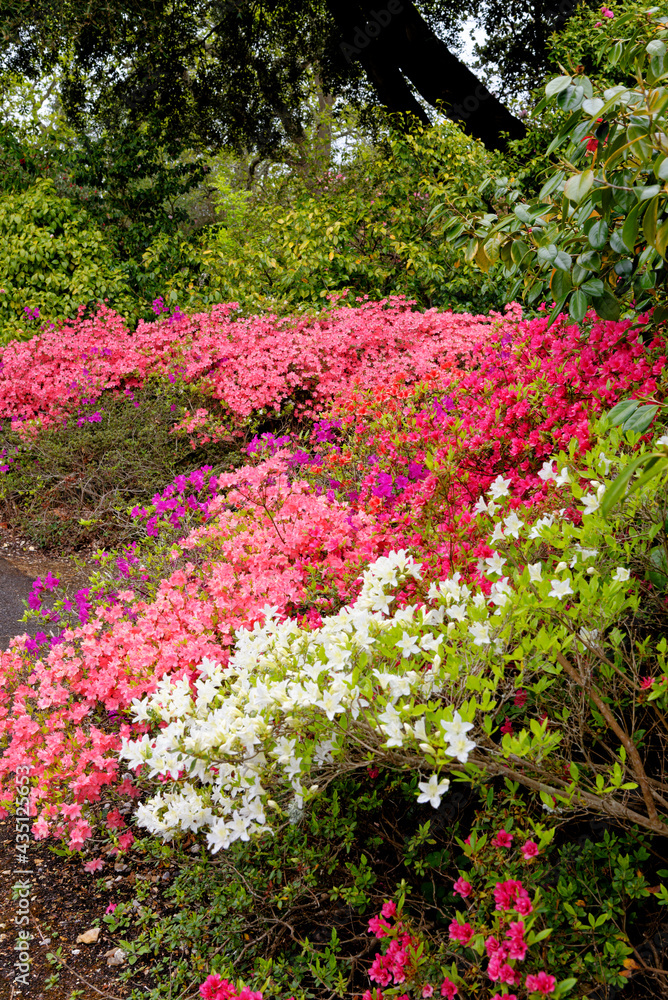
0 384 245 551
434 1 668 326
0 178 135 343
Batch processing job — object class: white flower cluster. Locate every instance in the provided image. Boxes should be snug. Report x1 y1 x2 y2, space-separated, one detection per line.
120 551 481 853
119 438 641 854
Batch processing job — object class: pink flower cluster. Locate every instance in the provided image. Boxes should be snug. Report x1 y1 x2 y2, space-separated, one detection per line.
366 902 457 999
493 879 533 915
0 298 494 428
199 974 264 1000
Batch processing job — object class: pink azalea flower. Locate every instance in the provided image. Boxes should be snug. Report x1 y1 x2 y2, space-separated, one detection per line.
521 839 540 860
105 902 117 914
422 986 434 997
601 6 614 16
440 977 457 999
381 900 397 918
453 876 472 898
448 920 474 946
83 857 104 873
525 971 557 994
492 828 514 848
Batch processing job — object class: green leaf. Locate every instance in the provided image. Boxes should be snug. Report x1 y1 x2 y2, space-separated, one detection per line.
564 170 594 204
648 545 668 591
511 240 529 264
580 277 605 296
588 220 609 250
593 290 620 321
623 404 659 434
537 244 558 264
554 250 572 272
582 97 605 116
643 195 660 246
546 75 573 98
601 455 648 517
551 268 572 300
569 289 588 322
622 202 643 251
656 218 668 258
557 85 584 112
647 39 667 58
607 399 639 426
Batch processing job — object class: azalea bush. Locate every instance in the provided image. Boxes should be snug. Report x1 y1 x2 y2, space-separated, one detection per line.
0 298 492 549
1 303 666 849
2 298 668 998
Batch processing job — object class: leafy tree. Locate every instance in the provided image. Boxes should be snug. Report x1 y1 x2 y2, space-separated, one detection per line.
0 178 135 341
151 119 510 315
0 0 578 154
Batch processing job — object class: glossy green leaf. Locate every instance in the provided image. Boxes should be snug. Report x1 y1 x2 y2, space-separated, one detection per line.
588 220 609 250
564 170 594 204
623 404 659 434
569 288 588 321
607 399 640 426
594 290 620 320
546 75 573 97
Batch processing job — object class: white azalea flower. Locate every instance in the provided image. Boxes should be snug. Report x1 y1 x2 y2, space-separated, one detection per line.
485 551 507 576
528 515 554 540
473 495 490 516
447 735 476 763
489 522 505 544
468 622 491 646
503 511 524 538
396 631 421 658
488 474 512 499
581 493 600 516
548 578 574 599
613 567 630 582
446 603 467 622
417 774 450 809
441 710 474 741
537 460 557 482
528 562 542 582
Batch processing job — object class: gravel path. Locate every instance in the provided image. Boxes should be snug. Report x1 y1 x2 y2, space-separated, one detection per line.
0 555 35 650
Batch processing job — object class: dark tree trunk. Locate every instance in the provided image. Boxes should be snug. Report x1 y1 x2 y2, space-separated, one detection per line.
328 0 526 150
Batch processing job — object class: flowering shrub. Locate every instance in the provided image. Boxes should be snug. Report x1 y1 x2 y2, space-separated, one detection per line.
436 2 668 324
0 297 493 428
114 422 668 858
1 300 668 855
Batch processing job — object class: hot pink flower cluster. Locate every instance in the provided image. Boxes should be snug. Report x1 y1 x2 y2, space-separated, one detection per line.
493 880 533 915
199 974 264 1000
366 901 457 999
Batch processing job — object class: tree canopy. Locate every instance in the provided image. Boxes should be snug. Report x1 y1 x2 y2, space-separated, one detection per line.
0 0 581 153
